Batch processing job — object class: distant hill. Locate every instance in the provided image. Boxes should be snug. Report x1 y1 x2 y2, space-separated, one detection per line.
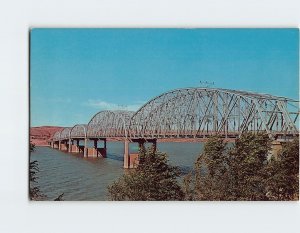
30 126 64 146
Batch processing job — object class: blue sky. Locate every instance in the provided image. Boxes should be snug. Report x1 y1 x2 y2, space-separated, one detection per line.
30 28 299 127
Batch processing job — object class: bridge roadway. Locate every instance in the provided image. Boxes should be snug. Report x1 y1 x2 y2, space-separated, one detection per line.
50 88 299 168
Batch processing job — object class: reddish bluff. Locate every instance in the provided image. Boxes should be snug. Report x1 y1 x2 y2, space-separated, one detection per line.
30 126 64 146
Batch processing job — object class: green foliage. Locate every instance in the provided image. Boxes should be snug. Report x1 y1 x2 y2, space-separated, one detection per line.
30 142 35 153
194 136 228 200
29 142 45 200
225 133 271 200
29 160 39 183
29 160 44 200
185 133 298 201
108 146 184 201
265 140 299 200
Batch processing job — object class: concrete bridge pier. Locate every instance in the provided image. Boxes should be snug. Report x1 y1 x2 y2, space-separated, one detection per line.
124 138 157 169
70 139 79 153
59 141 63 150
60 140 68 151
53 141 59 149
152 140 157 152
68 138 72 152
84 138 107 158
65 139 71 152
64 140 68 151
270 140 283 160
83 138 88 157
124 139 130 168
85 139 98 158
97 138 107 158
76 140 79 152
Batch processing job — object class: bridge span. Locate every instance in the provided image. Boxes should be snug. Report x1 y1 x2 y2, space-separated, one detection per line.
50 88 299 168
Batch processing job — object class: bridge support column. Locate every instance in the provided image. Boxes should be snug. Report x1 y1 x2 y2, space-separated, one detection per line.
70 140 76 153
64 141 67 150
270 141 283 160
85 139 98 158
68 138 72 153
70 139 77 153
124 138 157 169
60 141 68 151
91 139 98 157
97 138 107 158
58 140 61 150
152 139 157 152
84 138 87 157
75 139 80 153
124 139 130 168
94 139 98 157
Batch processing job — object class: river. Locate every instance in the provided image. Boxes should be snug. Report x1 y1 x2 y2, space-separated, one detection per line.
30 142 204 201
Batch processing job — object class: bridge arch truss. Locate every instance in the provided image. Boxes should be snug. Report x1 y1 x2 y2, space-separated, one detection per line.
59 127 71 140
70 124 87 139
53 129 63 141
87 110 135 138
129 88 299 139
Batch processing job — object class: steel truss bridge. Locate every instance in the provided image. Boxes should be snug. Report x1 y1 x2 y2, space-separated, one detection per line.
51 88 299 168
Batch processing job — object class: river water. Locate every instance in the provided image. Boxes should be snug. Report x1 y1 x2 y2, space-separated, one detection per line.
30 142 204 201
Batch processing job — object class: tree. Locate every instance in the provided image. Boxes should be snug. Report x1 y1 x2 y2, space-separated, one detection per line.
193 136 228 200
265 140 299 200
30 142 35 153
186 133 275 201
29 142 44 200
108 146 184 201
225 133 271 200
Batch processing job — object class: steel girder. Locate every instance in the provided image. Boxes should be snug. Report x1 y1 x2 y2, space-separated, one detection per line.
128 88 299 139
87 110 135 138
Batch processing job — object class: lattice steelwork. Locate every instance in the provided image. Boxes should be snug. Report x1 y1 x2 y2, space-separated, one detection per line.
53 130 62 141
87 110 135 138
60 127 71 140
129 88 299 139
70 124 87 138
